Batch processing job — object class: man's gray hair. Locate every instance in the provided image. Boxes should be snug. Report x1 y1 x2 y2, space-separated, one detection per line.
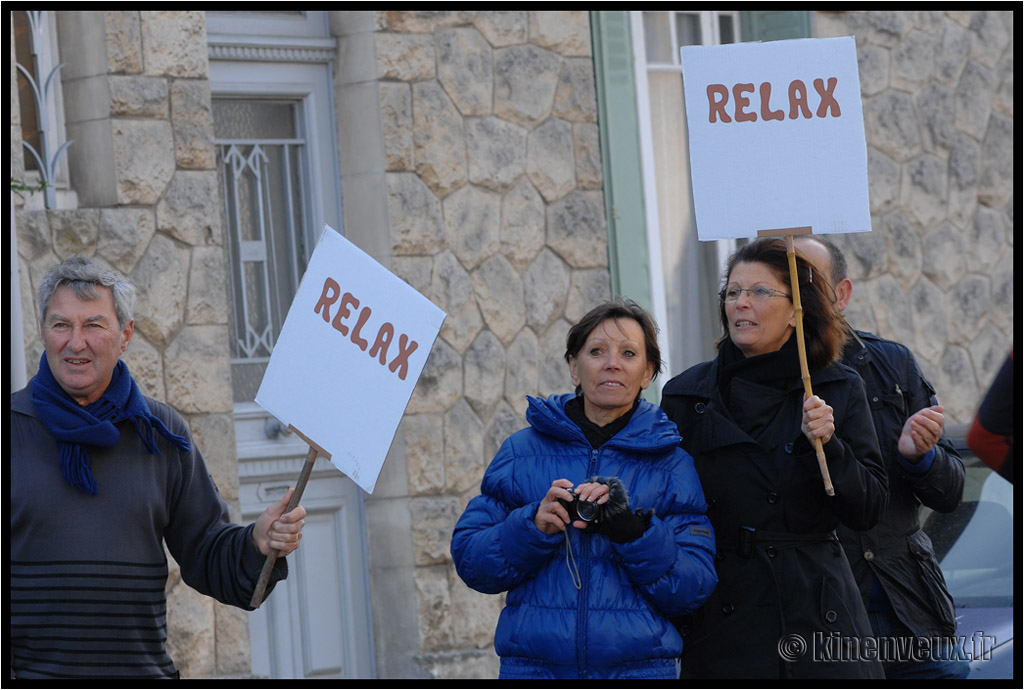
38 256 137 329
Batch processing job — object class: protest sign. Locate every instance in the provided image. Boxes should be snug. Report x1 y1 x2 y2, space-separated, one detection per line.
256 225 446 495
682 37 874 495
681 36 869 240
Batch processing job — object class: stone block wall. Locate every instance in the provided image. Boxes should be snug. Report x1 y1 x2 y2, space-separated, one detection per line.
12 8 1013 681
812 10 1014 422
367 11 609 678
11 10 247 679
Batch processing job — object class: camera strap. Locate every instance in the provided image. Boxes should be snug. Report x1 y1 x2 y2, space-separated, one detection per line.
565 530 582 590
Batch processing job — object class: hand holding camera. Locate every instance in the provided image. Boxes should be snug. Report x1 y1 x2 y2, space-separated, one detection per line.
558 489 606 523
535 477 617 534
575 476 652 543
540 472 651 544
535 479 582 534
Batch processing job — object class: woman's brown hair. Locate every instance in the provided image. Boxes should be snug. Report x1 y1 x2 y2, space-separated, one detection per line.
565 298 663 395
718 237 846 371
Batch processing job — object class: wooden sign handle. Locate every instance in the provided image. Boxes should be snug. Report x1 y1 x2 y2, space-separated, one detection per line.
786 235 835 497
249 444 318 609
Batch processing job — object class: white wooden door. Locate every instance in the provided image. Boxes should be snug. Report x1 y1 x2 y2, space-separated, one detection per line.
237 406 375 679
207 10 375 679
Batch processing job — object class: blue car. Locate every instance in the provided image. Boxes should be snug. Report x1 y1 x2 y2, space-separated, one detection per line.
920 426 1014 680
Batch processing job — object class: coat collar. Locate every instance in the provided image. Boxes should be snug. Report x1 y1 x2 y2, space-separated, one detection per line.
663 351 853 401
842 329 876 368
526 392 681 453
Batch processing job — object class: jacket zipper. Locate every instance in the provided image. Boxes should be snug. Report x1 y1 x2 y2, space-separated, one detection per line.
577 446 600 677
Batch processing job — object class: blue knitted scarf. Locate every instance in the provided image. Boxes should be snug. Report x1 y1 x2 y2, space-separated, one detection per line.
30 353 191 495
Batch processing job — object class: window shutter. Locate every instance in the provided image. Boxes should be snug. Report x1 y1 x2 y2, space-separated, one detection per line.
590 11 652 312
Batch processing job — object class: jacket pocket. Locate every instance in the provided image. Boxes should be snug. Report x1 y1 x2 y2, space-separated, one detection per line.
868 390 908 447
819 576 862 634
907 529 956 634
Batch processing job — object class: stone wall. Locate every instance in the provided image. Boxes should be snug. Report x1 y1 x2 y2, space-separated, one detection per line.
812 10 1014 423
12 8 1013 681
368 11 609 678
12 10 247 679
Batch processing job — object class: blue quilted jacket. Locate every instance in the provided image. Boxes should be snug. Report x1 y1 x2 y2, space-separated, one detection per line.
451 394 717 679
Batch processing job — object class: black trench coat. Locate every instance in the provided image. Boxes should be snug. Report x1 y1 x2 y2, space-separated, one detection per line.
661 354 887 679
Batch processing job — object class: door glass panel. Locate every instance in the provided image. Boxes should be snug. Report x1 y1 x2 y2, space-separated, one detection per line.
214 99 310 403
214 100 296 140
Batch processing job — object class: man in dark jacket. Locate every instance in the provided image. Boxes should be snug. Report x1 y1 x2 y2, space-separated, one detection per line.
11 256 307 679
795 236 968 679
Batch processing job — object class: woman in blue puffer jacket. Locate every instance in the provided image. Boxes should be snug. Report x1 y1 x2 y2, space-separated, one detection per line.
451 299 718 679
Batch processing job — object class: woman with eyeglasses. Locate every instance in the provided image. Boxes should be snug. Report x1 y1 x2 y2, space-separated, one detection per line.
660 237 888 679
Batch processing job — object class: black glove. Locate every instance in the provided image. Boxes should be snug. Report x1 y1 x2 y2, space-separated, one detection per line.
588 508 653 543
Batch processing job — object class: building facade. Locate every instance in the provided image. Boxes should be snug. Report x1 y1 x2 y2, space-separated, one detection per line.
10 10 1014 679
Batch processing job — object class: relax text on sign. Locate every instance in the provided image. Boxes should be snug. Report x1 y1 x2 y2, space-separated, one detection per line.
706 77 841 123
255 225 445 495
680 37 870 240
313 277 419 381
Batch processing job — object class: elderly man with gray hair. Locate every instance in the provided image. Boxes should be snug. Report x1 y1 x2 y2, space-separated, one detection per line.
10 255 306 679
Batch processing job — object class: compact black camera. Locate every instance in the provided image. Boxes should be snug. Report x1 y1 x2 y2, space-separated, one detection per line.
559 492 603 523
558 477 629 524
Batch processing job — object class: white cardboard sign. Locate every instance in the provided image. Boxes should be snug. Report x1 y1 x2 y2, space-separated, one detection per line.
681 36 870 241
256 225 446 494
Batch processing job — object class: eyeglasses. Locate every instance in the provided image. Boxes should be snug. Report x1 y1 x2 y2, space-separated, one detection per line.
720 285 792 303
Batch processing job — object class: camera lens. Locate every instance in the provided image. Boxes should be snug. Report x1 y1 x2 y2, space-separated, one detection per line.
576 500 598 522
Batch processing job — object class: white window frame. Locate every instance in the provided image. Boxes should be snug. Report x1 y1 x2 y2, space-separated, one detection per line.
630 11 741 379
633 9 740 270
209 15 344 384
15 10 74 209
207 10 333 40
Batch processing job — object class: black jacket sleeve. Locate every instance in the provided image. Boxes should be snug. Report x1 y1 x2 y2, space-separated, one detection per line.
897 349 965 513
794 373 888 532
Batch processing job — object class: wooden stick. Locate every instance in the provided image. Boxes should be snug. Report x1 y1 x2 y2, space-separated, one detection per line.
249 444 318 609
786 235 835 497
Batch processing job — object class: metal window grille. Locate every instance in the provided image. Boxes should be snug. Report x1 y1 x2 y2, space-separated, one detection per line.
217 133 309 401
14 10 72 209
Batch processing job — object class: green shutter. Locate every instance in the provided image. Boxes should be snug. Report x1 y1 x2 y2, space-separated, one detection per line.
589 11 652 314
740 10 811 41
